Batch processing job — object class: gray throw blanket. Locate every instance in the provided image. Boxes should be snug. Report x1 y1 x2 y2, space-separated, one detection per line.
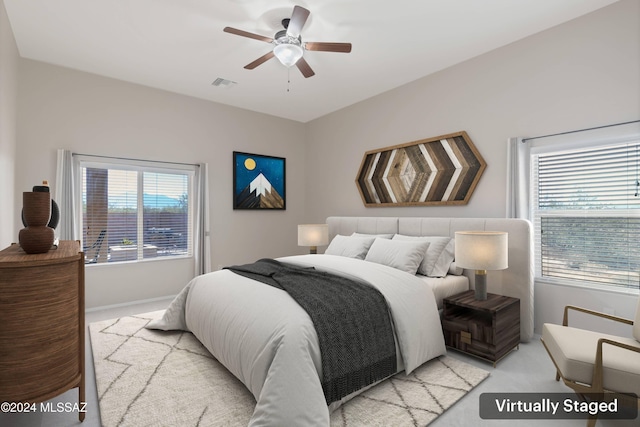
225 258 397 405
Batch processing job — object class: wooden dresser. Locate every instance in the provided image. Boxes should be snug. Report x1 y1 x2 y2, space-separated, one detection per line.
442 290 520 367
0 241 85 421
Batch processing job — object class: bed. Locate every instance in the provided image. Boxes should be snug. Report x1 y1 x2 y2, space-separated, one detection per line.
326 216 535 341
148 216 533 426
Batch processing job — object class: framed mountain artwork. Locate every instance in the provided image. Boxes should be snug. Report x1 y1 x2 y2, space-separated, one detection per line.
233 151 286 210
355 131 486 207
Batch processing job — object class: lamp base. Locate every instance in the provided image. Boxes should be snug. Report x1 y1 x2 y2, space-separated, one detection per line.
309 246 318 254
474 270 487 300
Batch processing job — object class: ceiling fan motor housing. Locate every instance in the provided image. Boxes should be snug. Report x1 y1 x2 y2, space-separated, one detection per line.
274 29 301 47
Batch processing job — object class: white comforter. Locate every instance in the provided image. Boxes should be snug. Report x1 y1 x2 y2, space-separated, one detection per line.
147 254 445 426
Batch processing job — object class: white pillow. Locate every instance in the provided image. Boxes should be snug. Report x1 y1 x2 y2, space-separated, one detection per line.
392 235 454 277
351 232 394 239
364 238 430 275
448 262 464 276
325 235 376 259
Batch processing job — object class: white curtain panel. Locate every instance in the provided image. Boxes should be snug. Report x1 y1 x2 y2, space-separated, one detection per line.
505 137 530 219
55 149 80 241
193 162 211 276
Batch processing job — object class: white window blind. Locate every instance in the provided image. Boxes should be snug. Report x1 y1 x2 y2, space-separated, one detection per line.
79 157 194 264
532 141 640 291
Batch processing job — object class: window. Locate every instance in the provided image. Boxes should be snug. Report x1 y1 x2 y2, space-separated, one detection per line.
531 139 640 292
78 156 195 264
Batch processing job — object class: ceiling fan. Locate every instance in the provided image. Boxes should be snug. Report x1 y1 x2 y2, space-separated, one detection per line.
223 5 352 78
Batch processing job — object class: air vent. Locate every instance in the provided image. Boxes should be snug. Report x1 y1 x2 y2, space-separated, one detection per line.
212 78 237 88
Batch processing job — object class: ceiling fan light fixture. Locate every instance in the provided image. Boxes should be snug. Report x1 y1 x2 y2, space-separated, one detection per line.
274 43 303 67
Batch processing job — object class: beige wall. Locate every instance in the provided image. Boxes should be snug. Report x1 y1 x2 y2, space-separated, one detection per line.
305 0 640 223
15 60 307 308
305 0 640 334
0 0 18 247
5 0 639 317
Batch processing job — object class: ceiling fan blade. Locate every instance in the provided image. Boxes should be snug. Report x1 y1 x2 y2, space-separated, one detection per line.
296 57 315 78
224 27 273 43
244 51 275 70
286 6 310 38
305 42 352 53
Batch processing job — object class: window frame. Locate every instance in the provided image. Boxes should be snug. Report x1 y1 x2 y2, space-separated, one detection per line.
529 132 640 295
75 155 196 265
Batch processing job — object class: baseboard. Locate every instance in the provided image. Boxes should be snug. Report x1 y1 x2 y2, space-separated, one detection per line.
85 294 176 313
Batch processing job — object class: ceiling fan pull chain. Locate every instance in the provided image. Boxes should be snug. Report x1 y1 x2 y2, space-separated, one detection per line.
287 67 291 93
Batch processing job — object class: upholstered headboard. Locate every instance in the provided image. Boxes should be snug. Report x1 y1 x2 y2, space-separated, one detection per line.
326 216 535 342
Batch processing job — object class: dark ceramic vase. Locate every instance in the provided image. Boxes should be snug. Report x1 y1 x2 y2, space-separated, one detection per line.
19 192 54 254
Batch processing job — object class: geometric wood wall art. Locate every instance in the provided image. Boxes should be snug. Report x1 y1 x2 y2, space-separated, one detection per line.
355 131 486 207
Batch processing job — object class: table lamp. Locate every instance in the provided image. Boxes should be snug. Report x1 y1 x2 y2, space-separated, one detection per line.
298 224 329 254
454 231 508 300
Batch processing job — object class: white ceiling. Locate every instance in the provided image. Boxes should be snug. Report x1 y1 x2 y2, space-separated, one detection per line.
4 0 618 123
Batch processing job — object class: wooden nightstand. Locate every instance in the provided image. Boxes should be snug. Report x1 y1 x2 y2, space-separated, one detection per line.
442 290 520 367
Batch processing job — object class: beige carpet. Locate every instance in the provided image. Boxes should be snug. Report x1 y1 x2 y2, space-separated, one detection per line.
90 311 489 427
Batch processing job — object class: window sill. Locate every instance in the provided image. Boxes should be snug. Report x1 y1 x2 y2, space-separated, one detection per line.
85 253 192 267
534 276 639 296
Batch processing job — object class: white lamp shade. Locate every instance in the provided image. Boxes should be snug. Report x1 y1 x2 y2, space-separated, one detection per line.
454 231 508 270
298 224 329 247
274 43 304 67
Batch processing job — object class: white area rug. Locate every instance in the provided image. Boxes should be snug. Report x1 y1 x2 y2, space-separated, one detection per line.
90 311 489 426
